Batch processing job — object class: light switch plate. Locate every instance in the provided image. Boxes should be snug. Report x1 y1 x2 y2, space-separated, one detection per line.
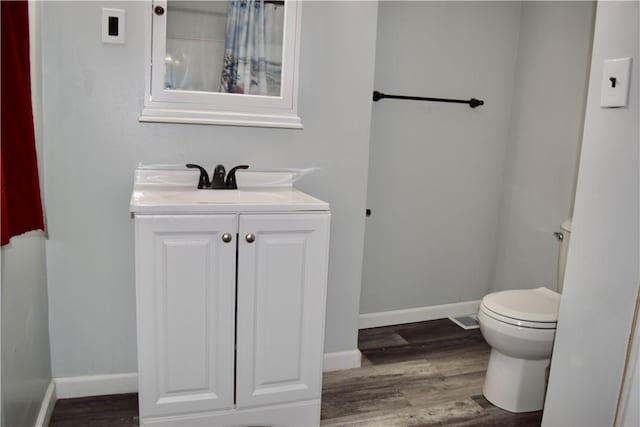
600 57 631 108
102 8 125 44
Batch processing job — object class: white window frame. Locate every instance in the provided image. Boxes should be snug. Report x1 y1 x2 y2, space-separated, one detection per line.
139 0 303 129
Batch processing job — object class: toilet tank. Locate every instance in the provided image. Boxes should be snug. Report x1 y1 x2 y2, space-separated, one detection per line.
557 219 572 293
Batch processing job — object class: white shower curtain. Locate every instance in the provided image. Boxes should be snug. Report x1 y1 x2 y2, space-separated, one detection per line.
220 0 284 96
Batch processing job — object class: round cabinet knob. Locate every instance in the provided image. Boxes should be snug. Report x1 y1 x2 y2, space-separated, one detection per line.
154 5 165 15
222 233 232 243
245 233 255 243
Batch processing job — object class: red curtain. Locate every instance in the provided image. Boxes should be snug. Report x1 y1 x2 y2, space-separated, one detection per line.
1 0 45 245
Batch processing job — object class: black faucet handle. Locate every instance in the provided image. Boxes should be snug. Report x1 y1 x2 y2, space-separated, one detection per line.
210 164 227 189
225 165 249 189
186 164 210 189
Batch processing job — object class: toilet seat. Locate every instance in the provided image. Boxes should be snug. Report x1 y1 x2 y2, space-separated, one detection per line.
480 287 560 329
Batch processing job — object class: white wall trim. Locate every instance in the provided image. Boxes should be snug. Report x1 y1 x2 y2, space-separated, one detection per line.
359 300 481 329
54 351 363 399
54 373 138 399
323 350 362 372
34 380 56 427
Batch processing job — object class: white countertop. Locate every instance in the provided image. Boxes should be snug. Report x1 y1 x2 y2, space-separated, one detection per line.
129 168 329 214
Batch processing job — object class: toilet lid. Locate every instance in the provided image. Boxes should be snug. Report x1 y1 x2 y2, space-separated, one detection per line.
481 287 560 323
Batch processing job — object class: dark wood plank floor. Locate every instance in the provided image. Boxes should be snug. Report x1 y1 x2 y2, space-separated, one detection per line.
50 393 139 427
322 319 542 426
49 319 542 426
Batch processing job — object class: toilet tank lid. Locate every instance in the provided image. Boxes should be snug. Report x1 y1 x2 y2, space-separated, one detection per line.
481 287 561 323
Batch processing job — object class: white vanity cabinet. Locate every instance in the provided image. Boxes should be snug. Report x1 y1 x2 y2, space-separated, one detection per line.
135 214 237 418
131 169 330 426
235 214 330 408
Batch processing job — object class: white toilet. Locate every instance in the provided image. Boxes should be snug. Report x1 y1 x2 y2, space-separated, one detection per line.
478 219 572 413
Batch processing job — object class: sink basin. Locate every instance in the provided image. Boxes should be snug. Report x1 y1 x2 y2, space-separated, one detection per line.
155 190 291 205
130 167 329 214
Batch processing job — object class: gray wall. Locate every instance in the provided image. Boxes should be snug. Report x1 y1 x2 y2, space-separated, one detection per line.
1 3 52 426
1 234 51 427
492 1 595 293
542 1 639 425
42 1 378 378
361 2 595 314
361 2 522 313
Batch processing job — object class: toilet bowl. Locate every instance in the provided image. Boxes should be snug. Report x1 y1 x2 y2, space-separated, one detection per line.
479 287 560 412
478 219 571 413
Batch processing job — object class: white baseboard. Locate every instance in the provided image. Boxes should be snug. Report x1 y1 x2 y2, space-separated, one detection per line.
52 303 479 402
323 349 362 372
359 300 481 329
54 373 138 399
35 380 56 427
54 351 362 399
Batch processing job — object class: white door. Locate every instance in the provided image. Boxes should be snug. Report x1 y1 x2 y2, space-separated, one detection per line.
135 214 237 417
236 213 331 408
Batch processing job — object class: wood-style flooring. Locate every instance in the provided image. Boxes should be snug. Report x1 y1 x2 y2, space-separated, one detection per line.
49 319 542 426
322 319 542 426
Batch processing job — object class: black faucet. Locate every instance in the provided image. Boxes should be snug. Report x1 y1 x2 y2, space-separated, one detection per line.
186 164 211 189
210 164 227 189
185 164 249 190
226 165 249 189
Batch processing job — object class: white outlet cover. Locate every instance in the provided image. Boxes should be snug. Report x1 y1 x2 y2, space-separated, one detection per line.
102 8 125 44
600 57 631 108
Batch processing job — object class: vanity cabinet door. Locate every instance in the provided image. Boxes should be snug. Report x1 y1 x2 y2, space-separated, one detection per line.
235 213 331 408
135 214 237 417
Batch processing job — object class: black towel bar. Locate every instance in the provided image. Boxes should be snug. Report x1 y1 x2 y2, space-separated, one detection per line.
372 90 484 108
